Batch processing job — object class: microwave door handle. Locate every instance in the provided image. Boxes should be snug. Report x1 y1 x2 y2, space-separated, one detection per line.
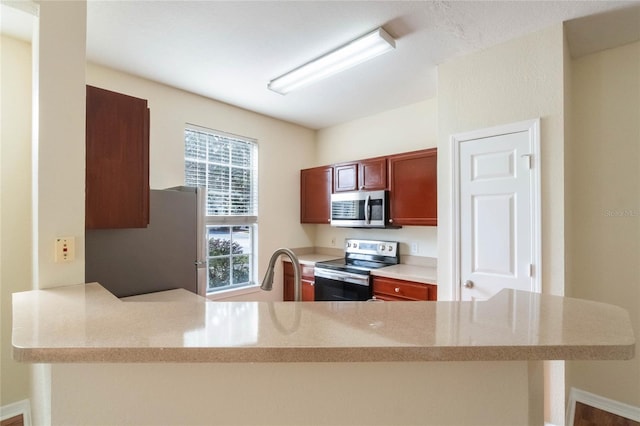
364 194 371 224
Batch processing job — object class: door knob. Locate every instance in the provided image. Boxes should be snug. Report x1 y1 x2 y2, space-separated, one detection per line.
463 280 474 289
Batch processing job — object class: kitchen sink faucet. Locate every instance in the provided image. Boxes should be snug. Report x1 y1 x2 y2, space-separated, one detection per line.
260 248 301 301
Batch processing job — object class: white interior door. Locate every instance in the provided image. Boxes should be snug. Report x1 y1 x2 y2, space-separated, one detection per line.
452 119 541 301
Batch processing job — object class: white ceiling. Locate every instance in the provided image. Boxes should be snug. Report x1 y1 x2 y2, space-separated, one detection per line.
2 1 639 129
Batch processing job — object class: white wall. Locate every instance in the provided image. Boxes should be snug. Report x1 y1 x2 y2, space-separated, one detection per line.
33 0 87 290
0 34 32 407
315 99 439 259
566 40 640 407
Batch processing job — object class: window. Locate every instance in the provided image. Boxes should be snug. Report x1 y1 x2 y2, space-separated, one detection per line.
184 125 258 295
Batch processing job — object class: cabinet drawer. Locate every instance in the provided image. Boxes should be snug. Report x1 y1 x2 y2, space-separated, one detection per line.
373 276 429 301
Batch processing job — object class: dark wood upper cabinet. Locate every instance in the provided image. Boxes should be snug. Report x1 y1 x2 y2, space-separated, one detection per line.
388 148 437 226
299 150 436 226
86 85 150 229
300 165 333 224
333 163 358 192
334 157 387 192
359 157 387 190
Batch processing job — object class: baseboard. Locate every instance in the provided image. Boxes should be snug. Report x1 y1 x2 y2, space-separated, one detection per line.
567 387 640 425
0 400 31 426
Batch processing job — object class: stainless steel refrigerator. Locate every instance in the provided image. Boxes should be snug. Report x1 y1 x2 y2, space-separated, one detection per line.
85 186 206 298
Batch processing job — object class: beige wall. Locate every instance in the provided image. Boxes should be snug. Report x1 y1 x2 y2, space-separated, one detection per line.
86 64 317 302
0 35 32 407
436 24 568 425
437 23 566 301
50 361 541 426
314 99 439 259
566 40 640 407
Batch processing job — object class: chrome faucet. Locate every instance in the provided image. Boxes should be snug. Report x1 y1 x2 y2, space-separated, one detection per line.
260 248 302 301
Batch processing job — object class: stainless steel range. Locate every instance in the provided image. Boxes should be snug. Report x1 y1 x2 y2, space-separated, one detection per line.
314 238 399 301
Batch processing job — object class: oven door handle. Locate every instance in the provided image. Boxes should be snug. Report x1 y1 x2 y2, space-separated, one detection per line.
314 269 370 286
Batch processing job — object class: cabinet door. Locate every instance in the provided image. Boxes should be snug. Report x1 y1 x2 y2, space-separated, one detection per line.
359 158 387 190
283 262 315 301
300 166 333 223
301 264 315 302
334 163 358 192
301 280 315 301
283 262 295 301
334 159 387 192
388 148 437 226
86 85 150 229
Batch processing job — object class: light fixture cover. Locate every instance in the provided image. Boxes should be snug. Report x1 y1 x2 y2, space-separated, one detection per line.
268 27 396 95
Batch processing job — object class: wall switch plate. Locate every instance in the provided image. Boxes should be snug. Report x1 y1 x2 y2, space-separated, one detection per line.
55 237 75 263
410 242 419 255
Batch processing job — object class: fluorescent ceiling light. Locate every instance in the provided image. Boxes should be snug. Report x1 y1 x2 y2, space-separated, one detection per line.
268 27 396 95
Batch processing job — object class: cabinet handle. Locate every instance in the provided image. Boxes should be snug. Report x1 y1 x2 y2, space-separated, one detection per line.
463 280 474 289
389 219 394 224
394 287 400 293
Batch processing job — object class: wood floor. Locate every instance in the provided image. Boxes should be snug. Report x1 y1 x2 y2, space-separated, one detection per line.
574 401 640 426
0 414 23 426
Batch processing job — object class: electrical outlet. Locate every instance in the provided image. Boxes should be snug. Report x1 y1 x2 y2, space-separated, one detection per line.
55 237 75 263
410 242 419 255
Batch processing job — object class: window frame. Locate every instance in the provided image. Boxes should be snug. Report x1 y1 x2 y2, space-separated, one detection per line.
184 124 259 298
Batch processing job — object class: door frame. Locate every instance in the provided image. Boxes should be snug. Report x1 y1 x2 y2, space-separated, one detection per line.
450 118 542 300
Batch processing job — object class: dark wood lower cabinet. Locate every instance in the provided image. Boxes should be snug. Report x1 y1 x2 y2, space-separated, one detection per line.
283 262 315 301
372 276 437 301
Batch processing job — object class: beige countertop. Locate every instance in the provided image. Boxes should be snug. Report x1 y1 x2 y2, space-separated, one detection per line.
292 253 342 265
372 264 437 284
12 282 635 363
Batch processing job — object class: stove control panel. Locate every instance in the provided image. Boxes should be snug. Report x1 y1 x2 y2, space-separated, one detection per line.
345 239 398 258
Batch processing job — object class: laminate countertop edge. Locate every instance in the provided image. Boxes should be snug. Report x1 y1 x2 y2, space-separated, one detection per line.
12 283 635 364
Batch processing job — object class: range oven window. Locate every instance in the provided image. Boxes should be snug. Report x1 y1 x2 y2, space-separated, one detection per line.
314 275 372 301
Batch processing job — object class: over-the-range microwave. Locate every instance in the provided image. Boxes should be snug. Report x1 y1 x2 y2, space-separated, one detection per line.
330 190 395 228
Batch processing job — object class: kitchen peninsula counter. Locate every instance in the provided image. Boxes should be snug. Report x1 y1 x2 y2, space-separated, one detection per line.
12 282 634 363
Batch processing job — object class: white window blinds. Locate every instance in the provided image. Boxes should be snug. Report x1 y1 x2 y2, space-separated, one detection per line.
185 126 258 220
